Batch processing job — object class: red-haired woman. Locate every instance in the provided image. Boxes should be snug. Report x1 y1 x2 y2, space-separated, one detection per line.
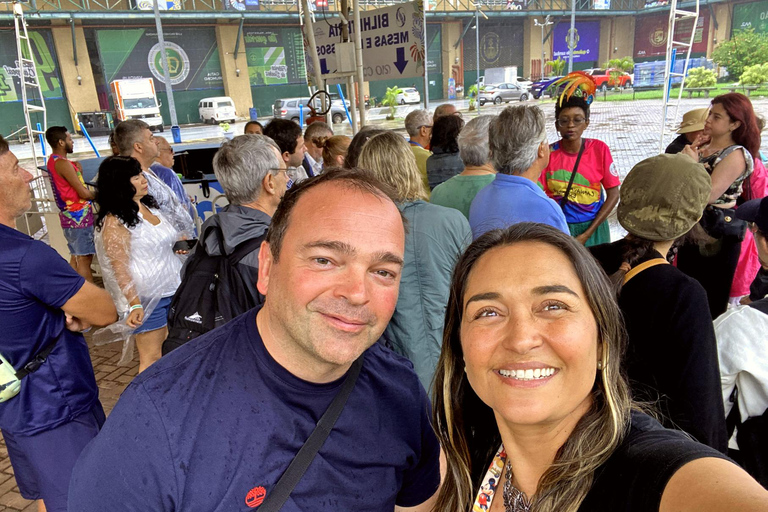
681 93 760 318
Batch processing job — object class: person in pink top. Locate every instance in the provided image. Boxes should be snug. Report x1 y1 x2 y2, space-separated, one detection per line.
540 94 620 247
45 126 95 282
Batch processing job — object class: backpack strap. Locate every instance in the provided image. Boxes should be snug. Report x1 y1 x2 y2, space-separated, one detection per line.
559 139 586 211
257 355 364 512
227 233 267 266
623 258 669 285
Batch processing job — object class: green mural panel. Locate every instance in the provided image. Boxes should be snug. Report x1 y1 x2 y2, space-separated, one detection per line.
96 27 223 91
244 27 306 86
0 30 63 103
1 99 72 139
732 1 768 35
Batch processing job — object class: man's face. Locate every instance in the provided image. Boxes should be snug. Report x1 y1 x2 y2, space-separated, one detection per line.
245 124 263 135
286 135 306 168
137 129 159 164
257 182 405 377
156 139 174 169
0 151 34 222
64 132 74 154
270 146 290 199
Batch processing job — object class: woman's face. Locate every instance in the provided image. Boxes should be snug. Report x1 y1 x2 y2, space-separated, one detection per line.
556 106 589 142
130 173 148 200
460 241 600 429
704 103 740 138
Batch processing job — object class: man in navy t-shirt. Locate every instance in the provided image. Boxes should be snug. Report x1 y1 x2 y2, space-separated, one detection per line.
0 136 117 512
70 168 443 511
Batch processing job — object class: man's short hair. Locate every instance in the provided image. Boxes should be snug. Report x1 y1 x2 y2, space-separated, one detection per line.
266 167 401 263
244 120 263 132
0 134 8 155
114 119 150 156
404 110 432 137
304 121 332 142
489 105 547 175
263 119 302 155
433 103 457 120
458 115 495 167
45 126 68 149
213 135 281 206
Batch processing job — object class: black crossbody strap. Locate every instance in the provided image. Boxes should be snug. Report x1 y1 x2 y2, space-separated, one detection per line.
258 355 364 512
15 336 59 379
560 139 586 211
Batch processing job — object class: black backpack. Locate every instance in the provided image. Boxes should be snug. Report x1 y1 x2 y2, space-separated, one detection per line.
162 225 265 355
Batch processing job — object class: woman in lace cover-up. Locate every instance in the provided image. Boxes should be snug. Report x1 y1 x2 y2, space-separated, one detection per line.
94 156 182 373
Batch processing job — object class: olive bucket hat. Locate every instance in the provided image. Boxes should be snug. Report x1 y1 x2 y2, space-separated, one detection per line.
618 153 712 241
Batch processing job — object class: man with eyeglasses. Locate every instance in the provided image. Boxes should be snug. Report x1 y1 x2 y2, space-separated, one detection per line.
540 94 620 247
405 109 433 191
151 136 193 214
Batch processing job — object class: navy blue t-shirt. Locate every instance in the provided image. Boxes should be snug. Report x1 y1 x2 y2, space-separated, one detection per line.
70 308 441 511
0 224 99 435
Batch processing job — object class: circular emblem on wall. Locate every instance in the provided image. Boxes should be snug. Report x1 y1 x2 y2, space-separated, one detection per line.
650 26 667 47
481 32 501 64
566 28 580 50
148 41 190 85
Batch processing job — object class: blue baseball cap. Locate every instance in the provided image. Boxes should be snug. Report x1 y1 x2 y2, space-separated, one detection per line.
736 197 768 233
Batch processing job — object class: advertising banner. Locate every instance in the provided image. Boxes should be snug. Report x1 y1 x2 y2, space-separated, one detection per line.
732 0 768 35
0 29 63 102
96 27 223 91
243 27 306 85
634 13 709 59
305 0 426 82
463 20 524 71
132 0 181 10
222 0 259 11
552 21 600 63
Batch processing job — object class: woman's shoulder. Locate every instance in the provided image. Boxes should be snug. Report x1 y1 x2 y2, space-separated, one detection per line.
578 411 729 511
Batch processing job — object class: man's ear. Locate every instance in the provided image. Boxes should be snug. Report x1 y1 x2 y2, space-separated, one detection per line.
281 151 291 164
262 173 276 196
257 240 273 296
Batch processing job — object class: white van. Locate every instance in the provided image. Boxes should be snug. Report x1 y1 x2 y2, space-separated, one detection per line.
198 96 237 124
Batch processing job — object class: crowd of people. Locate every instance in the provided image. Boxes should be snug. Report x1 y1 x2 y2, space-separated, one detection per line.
2 77 768 511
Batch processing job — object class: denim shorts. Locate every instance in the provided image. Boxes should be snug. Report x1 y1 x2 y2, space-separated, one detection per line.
3 402 105 511
63 226 95 256
134 296 173 334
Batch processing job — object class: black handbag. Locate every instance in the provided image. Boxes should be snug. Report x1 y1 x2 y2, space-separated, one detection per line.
699 205 747 241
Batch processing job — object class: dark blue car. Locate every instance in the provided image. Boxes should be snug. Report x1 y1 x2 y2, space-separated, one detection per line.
530 76 563 99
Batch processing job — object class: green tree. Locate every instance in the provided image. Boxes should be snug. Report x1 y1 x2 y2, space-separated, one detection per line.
740 63 768 85
604 57 635 87
546 58 566 77
712 28 768 79
382 86 402 120
467 84 478 110
686 67 717 88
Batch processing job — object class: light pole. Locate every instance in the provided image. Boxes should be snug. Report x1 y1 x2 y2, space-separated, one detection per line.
568 0 575 73
534 15 553 80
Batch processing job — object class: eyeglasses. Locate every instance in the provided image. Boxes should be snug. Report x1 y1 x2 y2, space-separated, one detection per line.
418 125 433 130
160 148 174 154
556 117 586 127
270 167 289 176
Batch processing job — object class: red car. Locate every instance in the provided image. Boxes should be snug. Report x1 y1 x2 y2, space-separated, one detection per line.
585 68 633 91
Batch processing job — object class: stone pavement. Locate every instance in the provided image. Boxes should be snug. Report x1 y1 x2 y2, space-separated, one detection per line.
3 96 768 510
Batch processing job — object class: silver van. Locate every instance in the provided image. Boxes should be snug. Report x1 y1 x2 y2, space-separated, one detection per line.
199 96 236 124
273 97 349 125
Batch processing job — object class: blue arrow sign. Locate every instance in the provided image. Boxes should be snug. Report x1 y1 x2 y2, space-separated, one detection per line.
394 47 408 74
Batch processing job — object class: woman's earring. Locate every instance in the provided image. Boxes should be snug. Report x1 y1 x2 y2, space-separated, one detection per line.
597 361 603 370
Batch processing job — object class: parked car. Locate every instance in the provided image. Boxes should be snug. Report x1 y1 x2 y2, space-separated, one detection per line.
273 97 349 124
584 68 633 91
199 96 237 125
396 87 421 105
530 76 564 99
478 82 529 105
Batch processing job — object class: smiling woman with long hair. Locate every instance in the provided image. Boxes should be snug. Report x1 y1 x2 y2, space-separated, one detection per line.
94 156 183 372
432 223 768 512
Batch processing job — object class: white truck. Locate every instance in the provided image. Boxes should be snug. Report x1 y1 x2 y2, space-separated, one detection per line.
110 78 165 132
482 66 520 87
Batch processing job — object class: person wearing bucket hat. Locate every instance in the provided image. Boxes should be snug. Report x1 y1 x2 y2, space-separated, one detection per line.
665 107 709 155
590 154 728 453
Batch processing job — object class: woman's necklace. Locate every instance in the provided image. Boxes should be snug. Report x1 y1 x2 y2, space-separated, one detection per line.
503 458 532 512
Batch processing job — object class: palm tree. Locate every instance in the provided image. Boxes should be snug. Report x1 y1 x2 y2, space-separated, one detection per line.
545 58 566 77
604 57 634 88
382 87 402 120
467 85 478 110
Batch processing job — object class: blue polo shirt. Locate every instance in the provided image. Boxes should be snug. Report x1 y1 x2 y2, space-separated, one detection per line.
468 173 569 239
0 224 99 435
70 308 441 511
